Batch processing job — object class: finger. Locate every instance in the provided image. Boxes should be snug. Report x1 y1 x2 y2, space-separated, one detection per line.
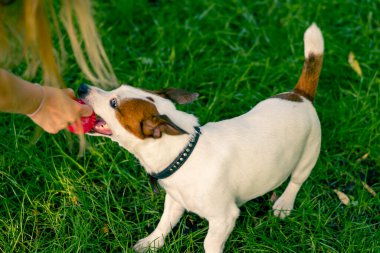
64 88 76 99
72 119 84 134
32 116 59 134
79 104 94 117
57 122 69 132
45 126 59 134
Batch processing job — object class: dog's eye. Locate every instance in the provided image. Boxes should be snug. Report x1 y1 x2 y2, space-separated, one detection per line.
110 98 118 109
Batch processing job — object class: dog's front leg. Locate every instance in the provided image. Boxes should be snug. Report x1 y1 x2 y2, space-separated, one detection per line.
134 194 184 252
204 205 240 253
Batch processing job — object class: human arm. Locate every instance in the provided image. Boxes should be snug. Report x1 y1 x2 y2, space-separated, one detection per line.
0 69 93 133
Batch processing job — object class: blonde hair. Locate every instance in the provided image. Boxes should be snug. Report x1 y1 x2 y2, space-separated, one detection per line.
0 0 117 88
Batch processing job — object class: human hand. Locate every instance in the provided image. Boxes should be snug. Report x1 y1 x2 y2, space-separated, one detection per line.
28 86 93 134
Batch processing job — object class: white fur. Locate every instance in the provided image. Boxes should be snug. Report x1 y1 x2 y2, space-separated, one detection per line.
82 25 322 253
83 86 321 253
304 23 324 57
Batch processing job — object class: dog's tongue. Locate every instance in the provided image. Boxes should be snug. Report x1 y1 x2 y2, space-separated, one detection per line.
93 119 112 135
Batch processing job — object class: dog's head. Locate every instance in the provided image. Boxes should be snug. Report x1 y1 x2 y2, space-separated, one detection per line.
78 84 199 146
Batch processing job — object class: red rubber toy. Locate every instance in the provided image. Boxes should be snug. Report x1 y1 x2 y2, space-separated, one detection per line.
67 99 96 134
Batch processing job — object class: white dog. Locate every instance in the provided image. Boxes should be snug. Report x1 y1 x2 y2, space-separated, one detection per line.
79 23 324 253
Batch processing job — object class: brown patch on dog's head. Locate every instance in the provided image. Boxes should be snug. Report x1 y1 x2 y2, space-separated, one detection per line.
115 99 187 139
272 92 303 102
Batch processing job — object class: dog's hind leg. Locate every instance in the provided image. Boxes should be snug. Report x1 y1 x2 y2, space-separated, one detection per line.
204 204 240 253
273 23 323 219
272 180 302 219
134 194 184 252
273 133 320 219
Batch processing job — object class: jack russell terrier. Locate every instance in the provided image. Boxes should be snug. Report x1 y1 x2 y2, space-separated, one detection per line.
78 23 324 253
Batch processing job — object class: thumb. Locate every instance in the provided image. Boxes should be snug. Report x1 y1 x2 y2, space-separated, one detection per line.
79 104 94 117
64 88 76 99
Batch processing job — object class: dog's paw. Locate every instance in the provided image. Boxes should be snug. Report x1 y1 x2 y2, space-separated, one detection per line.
272 197 294 219
134 235 164 253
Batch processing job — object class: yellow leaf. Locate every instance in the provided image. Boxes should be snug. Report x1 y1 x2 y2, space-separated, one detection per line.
356 152 369 162
348 52 363 77
102 223 109 234
333 189 350 206
71 196 79 205
362 181 377 197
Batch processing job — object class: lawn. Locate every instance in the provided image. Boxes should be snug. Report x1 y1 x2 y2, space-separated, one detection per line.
1 0 379 252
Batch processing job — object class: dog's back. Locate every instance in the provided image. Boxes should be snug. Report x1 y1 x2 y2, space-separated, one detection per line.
194 24 324 206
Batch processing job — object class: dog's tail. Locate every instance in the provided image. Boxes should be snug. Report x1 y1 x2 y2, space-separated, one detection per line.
294 23 324 102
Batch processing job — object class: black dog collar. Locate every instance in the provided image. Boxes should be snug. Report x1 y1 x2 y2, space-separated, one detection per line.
148 127 201 193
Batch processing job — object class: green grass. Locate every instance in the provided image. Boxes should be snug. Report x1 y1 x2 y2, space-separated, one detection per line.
1 0 380 252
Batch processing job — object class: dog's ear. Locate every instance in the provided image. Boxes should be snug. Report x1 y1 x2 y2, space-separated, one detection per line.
142 114 188 139
148 88 198 104
116 98 157 139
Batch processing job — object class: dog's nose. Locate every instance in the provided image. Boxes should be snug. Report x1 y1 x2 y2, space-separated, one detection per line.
78 83 89 97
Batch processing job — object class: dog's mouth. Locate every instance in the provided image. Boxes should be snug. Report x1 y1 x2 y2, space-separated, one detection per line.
78 98 112 136
90 117 113 136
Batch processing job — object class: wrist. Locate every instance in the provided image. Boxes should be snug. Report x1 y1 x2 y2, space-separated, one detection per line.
27 85 46 117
